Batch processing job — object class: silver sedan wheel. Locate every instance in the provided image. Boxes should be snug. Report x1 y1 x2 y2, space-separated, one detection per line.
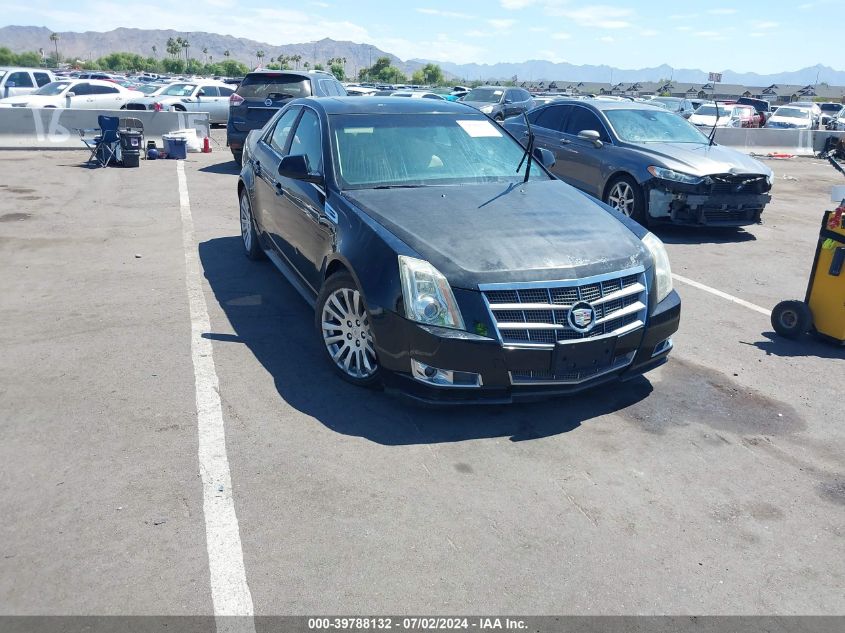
321 288 378 379
607 181 636 216
240 195 252 252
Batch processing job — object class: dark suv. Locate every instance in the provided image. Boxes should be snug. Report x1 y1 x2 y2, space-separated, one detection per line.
227 69 346 165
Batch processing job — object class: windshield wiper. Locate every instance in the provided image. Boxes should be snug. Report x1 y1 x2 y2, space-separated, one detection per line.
709 99 719 146
516 111 536 183
371 184 428 189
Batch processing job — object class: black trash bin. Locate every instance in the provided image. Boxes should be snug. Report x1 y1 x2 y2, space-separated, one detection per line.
119 130 142 168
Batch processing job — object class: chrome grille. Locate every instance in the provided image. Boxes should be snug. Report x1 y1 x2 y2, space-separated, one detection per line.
480 268 647 347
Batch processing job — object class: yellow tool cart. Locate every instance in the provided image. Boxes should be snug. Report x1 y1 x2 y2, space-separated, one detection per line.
772 160 845 344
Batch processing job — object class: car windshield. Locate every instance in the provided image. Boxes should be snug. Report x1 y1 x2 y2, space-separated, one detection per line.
774 107 809 119
652 98 680 106
136 84 162 95
236 74 311 100
605 108 708 143
463 88 503 103
694 105 732 117
820 103 841 112
330 113 550 189
34 81 72 96
160 83 196 97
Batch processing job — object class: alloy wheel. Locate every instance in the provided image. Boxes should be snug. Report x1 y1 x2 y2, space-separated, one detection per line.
608 182 636 216
240 195 252 252
321 288 378 379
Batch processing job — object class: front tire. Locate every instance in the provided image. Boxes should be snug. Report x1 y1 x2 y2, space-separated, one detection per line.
316 273 381 388
771 300 812 339
605 175 648 225
239 190 264 261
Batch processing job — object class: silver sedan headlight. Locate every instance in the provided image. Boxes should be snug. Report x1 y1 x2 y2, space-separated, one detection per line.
398 256 465 329
647 166 705 185
641 232 673 303
479 105 494 114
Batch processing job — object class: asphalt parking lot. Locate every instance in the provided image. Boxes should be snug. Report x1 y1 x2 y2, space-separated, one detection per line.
1 138 843 618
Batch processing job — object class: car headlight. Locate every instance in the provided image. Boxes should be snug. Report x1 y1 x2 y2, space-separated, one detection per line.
479 105 494 114
641 232 673 303
399 256 465 330
647 165 705 185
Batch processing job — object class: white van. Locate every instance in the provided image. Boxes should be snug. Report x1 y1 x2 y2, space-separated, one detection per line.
0 67 56 99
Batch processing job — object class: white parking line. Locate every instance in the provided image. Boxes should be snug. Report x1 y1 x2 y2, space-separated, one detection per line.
177 161 256 632
672 273 772 317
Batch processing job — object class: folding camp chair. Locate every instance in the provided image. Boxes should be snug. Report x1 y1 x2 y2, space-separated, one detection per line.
118 117 145 159
80 116 120 167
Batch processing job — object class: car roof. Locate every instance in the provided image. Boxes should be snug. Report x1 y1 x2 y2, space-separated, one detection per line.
0 66 53 72
548 98 667 112
245 69 335 79
301 96 479 115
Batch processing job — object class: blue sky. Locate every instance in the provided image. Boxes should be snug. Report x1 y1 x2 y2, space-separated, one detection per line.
1 0 839 74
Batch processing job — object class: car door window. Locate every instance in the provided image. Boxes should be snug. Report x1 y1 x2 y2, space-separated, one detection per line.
267 107 301 153
288 109 323 173
533 105 570 132
8 72 34 88
505 89 518 103
34 73 51 87
200 86 219 97
71 83 92 96
564 107 610 142
219 86 234 97
519 89 532 102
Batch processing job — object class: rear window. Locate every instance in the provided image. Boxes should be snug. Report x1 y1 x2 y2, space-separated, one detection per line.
237 74 312 100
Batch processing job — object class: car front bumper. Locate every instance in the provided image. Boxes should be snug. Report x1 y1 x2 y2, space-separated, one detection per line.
647 179 771 227
372 291 681 405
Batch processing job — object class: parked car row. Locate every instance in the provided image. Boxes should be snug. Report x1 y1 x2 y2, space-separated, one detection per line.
0 78 142 109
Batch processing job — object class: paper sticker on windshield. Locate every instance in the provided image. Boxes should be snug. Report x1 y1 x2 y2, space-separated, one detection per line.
457 120 502 138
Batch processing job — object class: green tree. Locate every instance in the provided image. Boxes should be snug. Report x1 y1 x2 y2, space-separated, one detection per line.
329 63 345 81
161 57 185 74
49 32 60 67
360 56 406 84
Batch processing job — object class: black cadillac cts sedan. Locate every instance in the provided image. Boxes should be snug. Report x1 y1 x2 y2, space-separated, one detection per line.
237 97 680 404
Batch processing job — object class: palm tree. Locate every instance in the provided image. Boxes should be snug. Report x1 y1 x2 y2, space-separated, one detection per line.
151 44 157 59
223 49 230 59
49 32 60 67
291 54 301 69
303 61 310 70
256 50 265 68
202 47 208 64
181 37 190 65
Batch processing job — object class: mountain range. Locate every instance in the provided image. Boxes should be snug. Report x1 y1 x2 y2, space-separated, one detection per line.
1 25 844 87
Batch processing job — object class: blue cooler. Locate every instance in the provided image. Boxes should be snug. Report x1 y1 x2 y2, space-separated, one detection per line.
163 136 187 160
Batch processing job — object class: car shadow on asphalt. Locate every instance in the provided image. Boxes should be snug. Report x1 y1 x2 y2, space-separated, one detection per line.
743 331 845 359
198 161 241 175
653 226 756 244
198 236 655 445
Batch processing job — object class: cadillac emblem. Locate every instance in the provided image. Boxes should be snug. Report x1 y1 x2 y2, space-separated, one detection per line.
568 301 596 333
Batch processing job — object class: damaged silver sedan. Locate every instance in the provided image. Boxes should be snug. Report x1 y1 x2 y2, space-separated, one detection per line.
505 99 773 227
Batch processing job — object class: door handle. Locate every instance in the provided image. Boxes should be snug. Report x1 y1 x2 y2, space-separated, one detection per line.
254 160 262 175
275 182 284 197
559 138 572 145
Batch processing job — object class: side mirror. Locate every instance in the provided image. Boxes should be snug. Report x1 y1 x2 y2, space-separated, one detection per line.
504 98 513 104
65 92 76 98
278 154 322 183
533 147 555 168
197 90 206 97
577 129 603 148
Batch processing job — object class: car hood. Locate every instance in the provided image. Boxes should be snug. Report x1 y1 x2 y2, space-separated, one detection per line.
0 95 55 105
689 115 732 127
765 116 811 128
627 141 771 176
345 180 649 288
461 100 498 110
